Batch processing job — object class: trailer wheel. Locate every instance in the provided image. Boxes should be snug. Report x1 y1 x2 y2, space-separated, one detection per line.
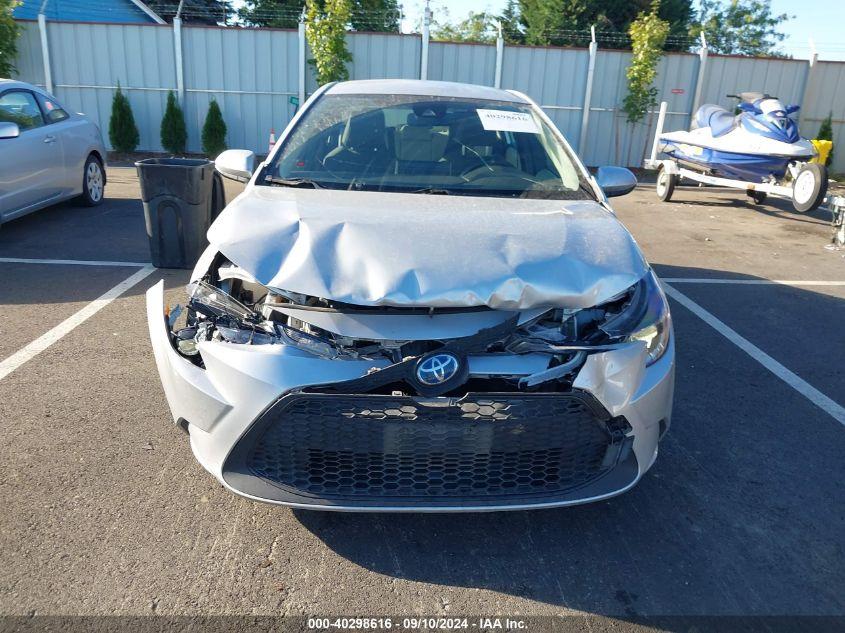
656 166 677 202
791 163 828 212
747 190 767 205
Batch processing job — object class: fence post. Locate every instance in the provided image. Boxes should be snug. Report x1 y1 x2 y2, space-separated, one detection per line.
690 31 708 126
494 22 504 88
36 10 53 94
798 39 818 132
420 0 431 80
173 16 185 103
648 101 668 167
298 11 306 106
577 26 597 154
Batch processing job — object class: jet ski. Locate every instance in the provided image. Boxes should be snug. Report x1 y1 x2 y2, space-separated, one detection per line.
654 92 828 212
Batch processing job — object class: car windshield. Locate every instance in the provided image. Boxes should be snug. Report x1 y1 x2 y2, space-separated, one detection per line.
262 93 593 199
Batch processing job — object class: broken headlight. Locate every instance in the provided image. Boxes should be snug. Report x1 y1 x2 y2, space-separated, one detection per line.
619 270 671 366
187 280 258 324
176 281 280 362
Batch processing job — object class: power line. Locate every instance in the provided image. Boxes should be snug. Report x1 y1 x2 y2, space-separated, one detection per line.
22 6 845 55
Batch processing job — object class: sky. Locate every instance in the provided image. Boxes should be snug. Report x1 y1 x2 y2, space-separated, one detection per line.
400 0 845 61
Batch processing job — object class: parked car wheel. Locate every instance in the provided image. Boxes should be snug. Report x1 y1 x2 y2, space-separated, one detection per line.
80 154 105 206
656 165 677 202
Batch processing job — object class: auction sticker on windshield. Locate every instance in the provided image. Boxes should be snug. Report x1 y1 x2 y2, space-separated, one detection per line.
477 109 540 134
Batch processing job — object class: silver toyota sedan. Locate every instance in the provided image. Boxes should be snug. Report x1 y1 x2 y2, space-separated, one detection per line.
147 79 675 512
0 79 107 223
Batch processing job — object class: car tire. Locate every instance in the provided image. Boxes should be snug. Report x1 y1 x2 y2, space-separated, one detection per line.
791 163 827 213
80 154 105 207
656 165 677 202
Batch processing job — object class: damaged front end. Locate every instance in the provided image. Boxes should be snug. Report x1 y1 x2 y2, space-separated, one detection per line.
173 254 670 394
148 254 673 510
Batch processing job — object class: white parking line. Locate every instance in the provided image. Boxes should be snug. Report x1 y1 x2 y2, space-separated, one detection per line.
0 257 148 267
0 265 156 382
664 284 845 427
663 278 845 286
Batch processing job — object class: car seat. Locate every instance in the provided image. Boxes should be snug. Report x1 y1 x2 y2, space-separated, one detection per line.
394 116 450 176
323 110 392 174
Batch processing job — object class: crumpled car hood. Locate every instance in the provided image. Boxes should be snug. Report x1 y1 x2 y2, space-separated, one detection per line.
207 187 648 310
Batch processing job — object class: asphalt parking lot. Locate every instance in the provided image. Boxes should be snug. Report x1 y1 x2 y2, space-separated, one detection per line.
1 167 844 625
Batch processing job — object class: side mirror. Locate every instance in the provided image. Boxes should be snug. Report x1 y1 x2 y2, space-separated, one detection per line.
0 122 21 139
215 149 255 183
596 166 637 198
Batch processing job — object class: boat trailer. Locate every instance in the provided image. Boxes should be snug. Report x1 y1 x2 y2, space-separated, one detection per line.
644 101 845 247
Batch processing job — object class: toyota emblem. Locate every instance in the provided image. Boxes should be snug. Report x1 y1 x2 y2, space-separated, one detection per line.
415 353 460 386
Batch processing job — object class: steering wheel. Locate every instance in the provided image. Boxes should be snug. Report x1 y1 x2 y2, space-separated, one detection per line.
460 158 523 181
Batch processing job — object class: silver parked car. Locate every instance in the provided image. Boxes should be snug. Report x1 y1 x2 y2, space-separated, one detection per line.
0 79 107 223
147 80 675 512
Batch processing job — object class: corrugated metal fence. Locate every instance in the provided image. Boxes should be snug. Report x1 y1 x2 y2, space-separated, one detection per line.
11 19 845 172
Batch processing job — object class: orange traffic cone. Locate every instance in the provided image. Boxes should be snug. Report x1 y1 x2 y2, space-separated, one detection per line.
268 128 276 155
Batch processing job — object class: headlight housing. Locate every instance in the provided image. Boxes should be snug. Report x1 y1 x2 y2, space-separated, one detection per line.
599 270 671 366
627 271 671 365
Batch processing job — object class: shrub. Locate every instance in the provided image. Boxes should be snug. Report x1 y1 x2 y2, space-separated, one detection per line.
160 90 187 155
622 0 670 125
108 83 140 154
817 112 834 167
201 99 227 158
0 0 21 78
305 0 353 85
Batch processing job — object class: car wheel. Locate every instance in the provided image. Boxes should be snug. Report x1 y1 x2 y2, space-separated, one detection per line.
80 155 105 206
791 163 827 213
656 165 676 202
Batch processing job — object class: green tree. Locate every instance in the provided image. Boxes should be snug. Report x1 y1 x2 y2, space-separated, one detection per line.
517 0 691 50
160 91 188 155
240 0 399 32
238 0 304 28
689 0 790 56
0 0 21 77
817 112 834 167
147 0 233 25
499 0 524 44
622 1 669 124
431 9 498 43
108 84 140 154
305 0 353 85
351 0 400 32
201 99 227 158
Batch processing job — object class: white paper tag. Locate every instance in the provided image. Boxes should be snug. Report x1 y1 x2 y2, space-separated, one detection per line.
477 109 540 134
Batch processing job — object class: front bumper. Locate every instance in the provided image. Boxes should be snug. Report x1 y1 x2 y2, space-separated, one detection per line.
147 281 675 512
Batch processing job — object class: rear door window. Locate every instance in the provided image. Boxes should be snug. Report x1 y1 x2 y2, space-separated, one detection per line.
36 94 70 124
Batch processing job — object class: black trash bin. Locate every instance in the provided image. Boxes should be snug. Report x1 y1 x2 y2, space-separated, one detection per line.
135 158 226 269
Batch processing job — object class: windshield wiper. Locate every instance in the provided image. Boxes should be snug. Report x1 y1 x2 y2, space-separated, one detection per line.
265 176 322 189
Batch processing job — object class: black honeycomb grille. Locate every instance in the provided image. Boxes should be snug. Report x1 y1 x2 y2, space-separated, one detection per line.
241 392 625 501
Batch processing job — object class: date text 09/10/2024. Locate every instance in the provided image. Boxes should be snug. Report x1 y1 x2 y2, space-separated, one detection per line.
306 617 527 630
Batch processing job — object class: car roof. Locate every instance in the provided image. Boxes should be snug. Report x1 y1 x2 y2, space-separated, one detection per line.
325 79 530 104
0 78 48 96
